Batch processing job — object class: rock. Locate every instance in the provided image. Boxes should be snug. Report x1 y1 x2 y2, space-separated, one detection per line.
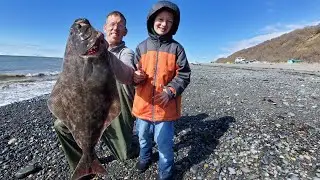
190 165 198 174
241 167 251 173
283 101 290 106
287 112 296 117
287 173 300 180
228 167 236 175
203 164 209 169
15 162 42 179
8 138 17 145
248 174 259 180
304 155 311 161
176 164 182 170
1 147 9 154
261 155 269 165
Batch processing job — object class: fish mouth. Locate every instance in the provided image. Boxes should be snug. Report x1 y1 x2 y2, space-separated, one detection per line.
83 33 105 57
86 43 100 55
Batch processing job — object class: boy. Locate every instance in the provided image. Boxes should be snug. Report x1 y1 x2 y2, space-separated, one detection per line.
132 1 191 180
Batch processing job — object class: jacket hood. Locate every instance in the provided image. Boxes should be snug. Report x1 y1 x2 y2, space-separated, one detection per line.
147 1 180 37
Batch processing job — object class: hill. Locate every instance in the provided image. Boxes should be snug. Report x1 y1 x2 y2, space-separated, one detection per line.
215 24 320 63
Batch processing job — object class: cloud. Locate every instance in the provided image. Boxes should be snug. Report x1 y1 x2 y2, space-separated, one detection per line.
266 1 275 13
0 42 64 57
260 21 320 34
217 20 320 59
213 53 230 61
227 31 288 53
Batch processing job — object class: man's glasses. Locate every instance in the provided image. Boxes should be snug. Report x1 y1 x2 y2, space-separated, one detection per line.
107 22 125 29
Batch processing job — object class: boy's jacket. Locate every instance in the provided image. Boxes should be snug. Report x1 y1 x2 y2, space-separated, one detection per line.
132 0 191 121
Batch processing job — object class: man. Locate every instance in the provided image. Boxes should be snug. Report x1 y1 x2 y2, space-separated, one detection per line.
101 11 138 161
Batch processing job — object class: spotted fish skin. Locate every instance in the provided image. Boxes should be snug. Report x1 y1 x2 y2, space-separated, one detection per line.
47 18 121 180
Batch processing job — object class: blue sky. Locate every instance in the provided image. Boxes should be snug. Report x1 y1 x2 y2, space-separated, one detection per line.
1 0 320 62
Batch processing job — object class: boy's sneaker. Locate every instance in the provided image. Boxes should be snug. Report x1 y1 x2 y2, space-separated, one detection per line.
157 169 175 180
135 160 152 173
157 174 174 180
156 174 174 180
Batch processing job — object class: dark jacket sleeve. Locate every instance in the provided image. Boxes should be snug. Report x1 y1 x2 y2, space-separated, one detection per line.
167 47 191 97
108 52 134 85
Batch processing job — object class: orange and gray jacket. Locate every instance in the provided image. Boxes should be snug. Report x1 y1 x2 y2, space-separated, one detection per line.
132 1 191 121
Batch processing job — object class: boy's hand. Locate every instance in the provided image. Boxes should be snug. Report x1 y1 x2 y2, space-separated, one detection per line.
154 85 173 107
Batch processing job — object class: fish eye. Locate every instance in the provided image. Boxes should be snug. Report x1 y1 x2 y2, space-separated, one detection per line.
76 24 82 29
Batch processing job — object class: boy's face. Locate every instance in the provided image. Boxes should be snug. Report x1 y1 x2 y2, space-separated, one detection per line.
104 15 127 47
153 10 173 36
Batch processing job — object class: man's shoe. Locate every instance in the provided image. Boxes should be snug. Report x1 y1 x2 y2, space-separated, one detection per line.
79 174 99 180
135 160 152 173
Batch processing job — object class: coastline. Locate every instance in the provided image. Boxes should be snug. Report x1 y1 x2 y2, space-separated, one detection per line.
208 62 320 73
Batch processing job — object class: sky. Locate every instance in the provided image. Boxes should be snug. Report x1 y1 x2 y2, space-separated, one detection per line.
1 0 320 63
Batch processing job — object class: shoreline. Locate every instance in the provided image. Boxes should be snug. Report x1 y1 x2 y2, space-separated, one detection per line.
206 62 320 73
1 63 319 108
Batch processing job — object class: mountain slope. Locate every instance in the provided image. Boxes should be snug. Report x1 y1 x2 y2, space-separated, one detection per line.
215 24 320 63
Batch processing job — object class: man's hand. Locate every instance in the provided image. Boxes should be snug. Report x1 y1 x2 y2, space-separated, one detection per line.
134 69 147 84
133 63 147 84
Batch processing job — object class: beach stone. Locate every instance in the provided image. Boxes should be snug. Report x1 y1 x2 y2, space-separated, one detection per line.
190 165 198 174
287 173 300 180
8 138 17 145
228 167 236 175
283 101 290 106
1 147 9 154
287 112 295 117
241 167 251 173
15 162 42 179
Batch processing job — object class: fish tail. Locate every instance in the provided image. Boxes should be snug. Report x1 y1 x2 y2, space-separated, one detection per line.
71 155 106 180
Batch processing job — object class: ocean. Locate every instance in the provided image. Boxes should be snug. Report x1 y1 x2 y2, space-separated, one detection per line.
0 55 63 106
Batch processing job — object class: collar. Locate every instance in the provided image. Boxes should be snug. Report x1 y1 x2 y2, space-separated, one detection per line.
108 41 126 53
149 31 173 43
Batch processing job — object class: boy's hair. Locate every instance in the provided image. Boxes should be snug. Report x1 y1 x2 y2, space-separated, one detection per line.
106 11 127 26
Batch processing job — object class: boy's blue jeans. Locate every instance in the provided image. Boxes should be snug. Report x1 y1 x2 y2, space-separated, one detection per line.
137 118 174 177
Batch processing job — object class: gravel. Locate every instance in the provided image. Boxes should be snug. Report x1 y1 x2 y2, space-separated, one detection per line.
0 64 319 180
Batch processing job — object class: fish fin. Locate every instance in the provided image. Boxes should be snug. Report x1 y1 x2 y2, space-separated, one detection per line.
104 96 121 128
71 156 106 180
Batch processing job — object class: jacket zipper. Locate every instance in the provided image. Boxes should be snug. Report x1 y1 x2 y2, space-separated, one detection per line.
151 39 160 121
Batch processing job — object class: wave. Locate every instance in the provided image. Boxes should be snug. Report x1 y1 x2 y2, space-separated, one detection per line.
0 71 60 79
0 79 56 107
